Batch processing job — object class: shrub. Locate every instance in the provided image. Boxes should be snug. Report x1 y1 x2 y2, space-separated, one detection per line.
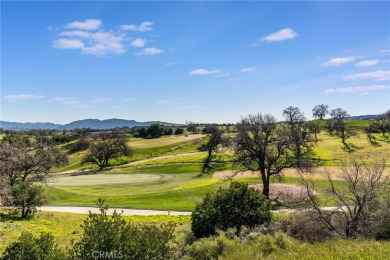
191 182 271 238
287 211 333 242
1 232 65 260
184 230 239 260
11 181 46 219
69 199 176 260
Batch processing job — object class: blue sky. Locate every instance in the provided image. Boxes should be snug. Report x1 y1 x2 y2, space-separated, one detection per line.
1 1 389 124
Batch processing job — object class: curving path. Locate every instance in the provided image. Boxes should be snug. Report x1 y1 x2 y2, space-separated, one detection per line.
38 206 346 216
38 206 192 216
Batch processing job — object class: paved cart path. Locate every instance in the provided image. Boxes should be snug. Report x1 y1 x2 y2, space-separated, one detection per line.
38 206 346 216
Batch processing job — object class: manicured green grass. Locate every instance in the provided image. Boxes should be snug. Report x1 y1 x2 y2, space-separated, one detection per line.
129 134 203 148
45 165 226 210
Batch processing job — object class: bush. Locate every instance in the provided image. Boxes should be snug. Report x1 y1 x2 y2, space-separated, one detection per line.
184 230 238 260
11 181 46 219
184 230 292 260
191 182 271 238
69 199 176 260
1 232 65 260
286 211 333 242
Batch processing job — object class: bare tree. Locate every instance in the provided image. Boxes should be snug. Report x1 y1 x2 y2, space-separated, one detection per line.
282 106 315 170
0 141 68 186
312 104 329 120
299 154 387 238
82 133 132 171
369 110 390 138
0 139 68 216
234 113 294 198
201 125 229 174
328 108 356 150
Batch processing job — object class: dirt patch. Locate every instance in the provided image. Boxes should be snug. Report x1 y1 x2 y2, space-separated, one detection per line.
249 183 311 205
213 167 390 181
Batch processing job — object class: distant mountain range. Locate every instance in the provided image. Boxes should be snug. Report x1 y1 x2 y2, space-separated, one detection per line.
0 115 381 131
0 119 175 131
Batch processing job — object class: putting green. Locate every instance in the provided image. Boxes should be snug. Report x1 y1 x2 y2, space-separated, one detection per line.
49 174 161 187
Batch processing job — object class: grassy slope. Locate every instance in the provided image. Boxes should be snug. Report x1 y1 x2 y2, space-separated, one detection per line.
53 134 206 173
0 211 190 253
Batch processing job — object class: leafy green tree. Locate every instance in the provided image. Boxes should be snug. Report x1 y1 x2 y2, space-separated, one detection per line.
147 123 165 138
11 181 46 218
192 182 271 238
81 134 132 171
174 128 184 135
1 232 65 260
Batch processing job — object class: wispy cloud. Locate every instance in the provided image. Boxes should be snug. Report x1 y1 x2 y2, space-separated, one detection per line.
51 97 81 105
165 59 182 66
262 28 298 42
4 94 44 102
216 72 230 77
131 38 146 48
355 60 380 68
66 19 101 30
324 85 390 95
240 67 255 73
136 47 164 56
52 39 85 49
120 22 153 32
155 100 174 105
380 50 390 53
343 70 390 81
90 98 112 103
321 57 355 67
189 69 222 75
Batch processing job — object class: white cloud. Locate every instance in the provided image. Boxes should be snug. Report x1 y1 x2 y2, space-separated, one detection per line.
59 30 92 38
4 94 44 102
136 47 164 55
53 30 125 56
343 70 390 81
52 20 163 57
324 85 390 95
355 60 380 68
131 38 146 47
66 19 101 30
262 28 298 42
156 100 174 105
321 57 355 67
189 69 222 75
51 97 81 105
52 39 84 49
240 67 255 73
90 98 112 103
380 50 390 53
165 59 182 66
120 22 153 32
216 72 230 77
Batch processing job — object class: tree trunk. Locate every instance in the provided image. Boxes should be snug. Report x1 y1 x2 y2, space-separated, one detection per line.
261 169 270 198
